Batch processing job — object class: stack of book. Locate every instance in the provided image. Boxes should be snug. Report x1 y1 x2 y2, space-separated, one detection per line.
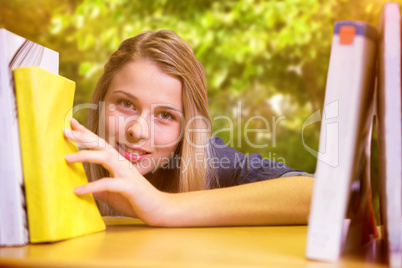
306 2 402 267
0 29 105 247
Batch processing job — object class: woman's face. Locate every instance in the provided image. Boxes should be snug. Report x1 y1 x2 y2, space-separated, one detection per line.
103 60 183 175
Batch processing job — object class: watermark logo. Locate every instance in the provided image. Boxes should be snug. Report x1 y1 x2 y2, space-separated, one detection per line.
67 101 287 150
302 100 339 167
68 100 340 170
64 101 290 172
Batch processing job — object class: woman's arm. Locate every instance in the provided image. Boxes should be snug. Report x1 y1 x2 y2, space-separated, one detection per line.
73 175 313 227
65 118 314 227
157 176 314 227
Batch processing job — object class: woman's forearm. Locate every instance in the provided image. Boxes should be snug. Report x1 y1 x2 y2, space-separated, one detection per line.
156 176 314 227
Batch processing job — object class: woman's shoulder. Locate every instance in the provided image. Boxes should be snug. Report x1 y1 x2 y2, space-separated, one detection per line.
207 136 309 188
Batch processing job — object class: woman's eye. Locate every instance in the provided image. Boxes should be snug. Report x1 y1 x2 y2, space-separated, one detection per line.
118 99 134 109
123 101 132 108
159 112 173 120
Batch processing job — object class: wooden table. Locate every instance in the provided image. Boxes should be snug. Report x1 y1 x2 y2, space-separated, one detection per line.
0 217 389 267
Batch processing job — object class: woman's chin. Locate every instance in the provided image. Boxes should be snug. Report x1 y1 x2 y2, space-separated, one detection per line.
128 162 154 176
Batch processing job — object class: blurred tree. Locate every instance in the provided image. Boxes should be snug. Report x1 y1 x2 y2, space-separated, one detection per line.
1 0 398 176
35 0 335 173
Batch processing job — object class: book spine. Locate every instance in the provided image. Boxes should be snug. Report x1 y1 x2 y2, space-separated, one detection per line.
0 29 29 246
306 21 378 262
377 3 402 267
14 68 52 241
15 67 105 243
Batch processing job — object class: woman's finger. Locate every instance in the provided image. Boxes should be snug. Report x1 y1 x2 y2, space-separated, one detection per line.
67 117 109 150
64 127 109 150
66 150 136 178
74 178 137 217
70 117 101 139
74 178 115 194
65 120 141 178
70 117 87 132
74 178 134 198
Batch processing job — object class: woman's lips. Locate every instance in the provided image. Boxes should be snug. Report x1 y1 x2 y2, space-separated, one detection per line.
117 143 151 162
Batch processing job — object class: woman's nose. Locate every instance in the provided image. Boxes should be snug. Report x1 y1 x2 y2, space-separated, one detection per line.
126 116 149 143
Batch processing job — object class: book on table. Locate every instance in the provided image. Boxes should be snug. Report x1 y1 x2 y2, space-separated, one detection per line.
376 2 402 267
0 29 59 247
306 20 379 262
14 67 105 243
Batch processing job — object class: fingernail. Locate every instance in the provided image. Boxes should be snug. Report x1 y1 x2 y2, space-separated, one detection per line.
63 128 71 136
74 186 84 194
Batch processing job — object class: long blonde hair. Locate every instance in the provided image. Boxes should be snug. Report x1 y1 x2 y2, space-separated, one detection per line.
86 30 216 215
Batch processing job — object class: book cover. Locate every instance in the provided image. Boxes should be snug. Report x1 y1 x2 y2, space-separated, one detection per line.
306 21 379 262
0 29 58 246
377 3 402 267
14 67 105 243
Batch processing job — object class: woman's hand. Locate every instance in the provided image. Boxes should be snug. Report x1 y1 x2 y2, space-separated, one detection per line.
63 118 313 227
64 118 169 226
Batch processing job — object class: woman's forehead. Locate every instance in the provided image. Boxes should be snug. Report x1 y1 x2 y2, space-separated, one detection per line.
107 61 182 109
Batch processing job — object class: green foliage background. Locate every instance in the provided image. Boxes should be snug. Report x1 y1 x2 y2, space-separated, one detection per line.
1 0 399 223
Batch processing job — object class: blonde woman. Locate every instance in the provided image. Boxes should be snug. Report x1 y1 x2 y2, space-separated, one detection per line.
64 30 314 227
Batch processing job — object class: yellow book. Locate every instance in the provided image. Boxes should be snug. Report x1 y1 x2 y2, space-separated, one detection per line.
14 67 105 243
